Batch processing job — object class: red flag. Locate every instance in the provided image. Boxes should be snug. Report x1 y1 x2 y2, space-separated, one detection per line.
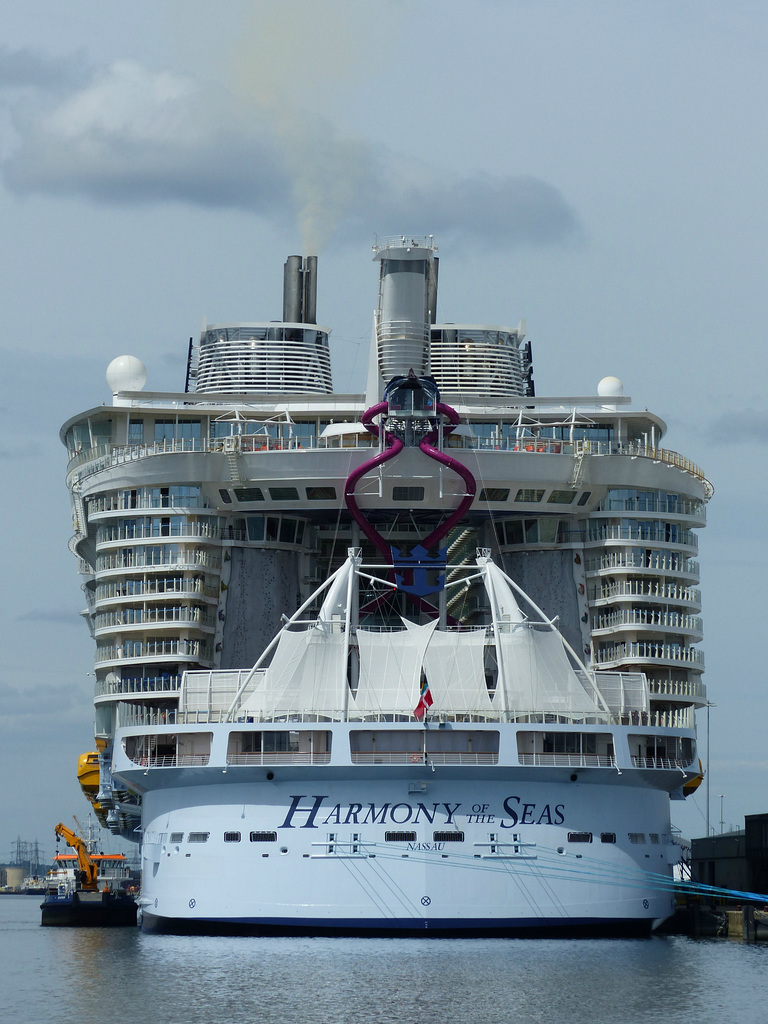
414 674 433 720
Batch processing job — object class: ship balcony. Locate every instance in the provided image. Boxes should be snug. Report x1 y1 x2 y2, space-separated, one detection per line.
591 610 703 642
94 638 213 668
87 495 209 516
122 731 212 768
593 642 704 673
348 751 500 766
95 578 219 604
629 756 691 770
95 675 181 702
93 607 217 636
589 581 701 611
649 677 707 704
95 526 222 547
94 550 221 575
517 753 617 768
585 525 699 553
585 553 699 582
67 437 712 498
591 498 707 525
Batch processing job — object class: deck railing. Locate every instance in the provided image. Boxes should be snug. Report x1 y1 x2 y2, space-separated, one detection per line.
67 436 712 496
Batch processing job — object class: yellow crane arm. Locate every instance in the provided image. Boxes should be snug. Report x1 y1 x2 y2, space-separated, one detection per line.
54 822 98 890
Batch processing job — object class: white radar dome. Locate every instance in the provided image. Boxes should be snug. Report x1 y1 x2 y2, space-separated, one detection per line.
106 355 147 393
597 375 624 398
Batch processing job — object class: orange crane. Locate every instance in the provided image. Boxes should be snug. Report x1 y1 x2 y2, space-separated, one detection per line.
53 822 98 891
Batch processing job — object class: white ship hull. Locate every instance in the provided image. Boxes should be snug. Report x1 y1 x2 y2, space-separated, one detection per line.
117 723 684 936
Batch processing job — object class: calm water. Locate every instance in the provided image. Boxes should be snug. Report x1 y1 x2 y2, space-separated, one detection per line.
3 896 768 1024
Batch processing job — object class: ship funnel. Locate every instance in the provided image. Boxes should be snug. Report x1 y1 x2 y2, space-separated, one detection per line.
367 236 438 397
283 255 318 325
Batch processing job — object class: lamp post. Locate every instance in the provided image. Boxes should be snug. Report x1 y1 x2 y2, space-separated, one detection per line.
706 701 716 836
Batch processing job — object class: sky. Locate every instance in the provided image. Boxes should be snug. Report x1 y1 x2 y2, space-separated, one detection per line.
1 0 767 863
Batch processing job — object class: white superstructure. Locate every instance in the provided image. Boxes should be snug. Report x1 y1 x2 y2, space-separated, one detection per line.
62 237 710 934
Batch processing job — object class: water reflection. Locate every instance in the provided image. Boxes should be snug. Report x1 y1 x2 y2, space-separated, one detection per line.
4 898 768 1024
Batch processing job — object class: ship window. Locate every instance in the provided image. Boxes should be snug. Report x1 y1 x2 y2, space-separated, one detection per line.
538 519 558 543
250 831 277 843
279 519 297 544
547 490 577 504
393 487 424 501
577 491 592 506
385 832 417 842
269 487 299 501
567 832 593 843
600 833 616 844
433 832 465 842
479 488 510 502
628 833 646 844
649 833 660 844
306 486 337 500
224 832 241 843
247 517 265 541
219 489 232 504
187 832 210 843
154 419 175 441
128 419 144 444
515 489 544 503
169 832 184 843
234 487 264 502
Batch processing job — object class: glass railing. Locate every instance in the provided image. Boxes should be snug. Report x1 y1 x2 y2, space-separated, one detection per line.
594 643 704 668
585 553 699 576
590 581 701 605
586 525 698 550
592 610 703 634
95 639 212 663
94 607 216 630
96 578 219 601
95 676 181 697
68 436 713 497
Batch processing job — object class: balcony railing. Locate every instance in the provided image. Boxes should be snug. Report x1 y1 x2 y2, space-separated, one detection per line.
95 550 221 573
97 523 222 544
649 678 707 701
127 754 210 768
585 553 699 578
88 495 209 513
590 581 701 606
592 610 703 634
95 676 181 697
67 436 713 498
94 607 216 631
630 756 690 771
594 642 704 669
96 578 219 601
226 752 331 766
95 639 212 664
517 753 616 768
350 752 499 765
594 496 707 521
586 525 698 551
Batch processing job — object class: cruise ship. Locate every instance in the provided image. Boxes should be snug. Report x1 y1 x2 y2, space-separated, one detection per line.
61 236 710 935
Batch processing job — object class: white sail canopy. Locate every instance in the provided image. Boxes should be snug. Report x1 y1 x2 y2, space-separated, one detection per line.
422 629 493 712
354 620 438 715
240 627 348 717
497 626 599 715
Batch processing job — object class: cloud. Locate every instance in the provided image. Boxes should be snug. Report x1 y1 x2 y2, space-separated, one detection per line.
0 45 86 90
1 53 580 252
706 411 768 443
16 609 81 624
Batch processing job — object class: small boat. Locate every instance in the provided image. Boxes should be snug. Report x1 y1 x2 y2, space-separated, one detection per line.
40 822 137 927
